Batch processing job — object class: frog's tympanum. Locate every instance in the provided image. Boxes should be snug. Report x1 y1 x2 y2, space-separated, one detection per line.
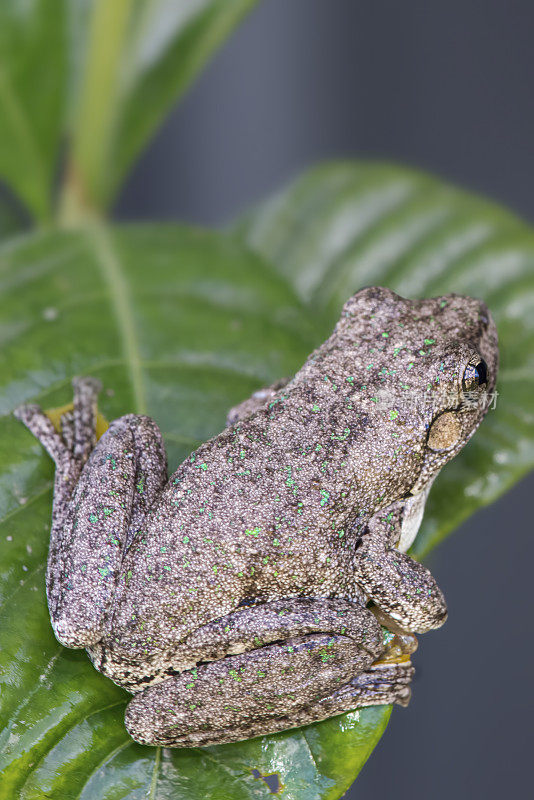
16 287 498 747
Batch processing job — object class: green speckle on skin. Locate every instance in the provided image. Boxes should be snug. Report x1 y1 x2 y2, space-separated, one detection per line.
89 513 98 523
245 527 261 537
320 489 330 507
390 409 399 420
320 649 335 663
424 338 436 345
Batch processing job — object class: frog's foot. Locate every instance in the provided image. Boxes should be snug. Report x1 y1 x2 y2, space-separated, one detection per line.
15 377 101 467
14 402 74 470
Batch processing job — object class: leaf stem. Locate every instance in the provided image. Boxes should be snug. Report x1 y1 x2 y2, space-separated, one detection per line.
89 221 147 414
59 0 134 222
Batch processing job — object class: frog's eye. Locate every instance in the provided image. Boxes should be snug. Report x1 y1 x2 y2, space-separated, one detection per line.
462 358 488 393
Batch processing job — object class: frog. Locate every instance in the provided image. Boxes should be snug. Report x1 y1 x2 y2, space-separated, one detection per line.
15 286 498 748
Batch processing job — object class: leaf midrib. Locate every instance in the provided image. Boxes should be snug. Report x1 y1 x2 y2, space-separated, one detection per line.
88 223 147 414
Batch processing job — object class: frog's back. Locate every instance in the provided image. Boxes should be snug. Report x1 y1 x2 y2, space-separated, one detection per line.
114 387 367 640
109 346 424 670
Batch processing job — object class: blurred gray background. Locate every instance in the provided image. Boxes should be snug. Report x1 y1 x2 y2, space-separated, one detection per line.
117 1 534 798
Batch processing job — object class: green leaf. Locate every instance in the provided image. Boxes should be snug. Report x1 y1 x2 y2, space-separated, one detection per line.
81 0 260 210
0 0 67 220
0 1 258 221
0 188 28 240
0 223 385 799
238 160 534 557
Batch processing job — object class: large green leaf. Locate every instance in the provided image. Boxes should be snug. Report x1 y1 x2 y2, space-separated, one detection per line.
0 0 258 220
0 223 388 800
238 161 534 557
0 0 67 220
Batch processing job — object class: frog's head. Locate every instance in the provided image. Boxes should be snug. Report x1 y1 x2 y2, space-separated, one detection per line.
336 286 499 495
402 289 498 493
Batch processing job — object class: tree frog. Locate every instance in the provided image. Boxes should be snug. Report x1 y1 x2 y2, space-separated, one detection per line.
15 286 498 747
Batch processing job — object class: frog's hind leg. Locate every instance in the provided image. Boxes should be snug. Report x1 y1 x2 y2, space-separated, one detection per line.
123 597 409 747
15 377 102 509
129 660 413 747
50 413 167 648
16 383 168 649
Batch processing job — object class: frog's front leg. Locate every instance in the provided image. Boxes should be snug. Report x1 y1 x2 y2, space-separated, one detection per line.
16 380 167 648
123 597 396 747
356 510 448 634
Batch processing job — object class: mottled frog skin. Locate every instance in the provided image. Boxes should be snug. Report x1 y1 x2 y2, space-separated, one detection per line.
16 287 498 747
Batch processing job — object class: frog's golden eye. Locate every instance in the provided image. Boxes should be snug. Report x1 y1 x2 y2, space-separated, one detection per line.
462 358 488 392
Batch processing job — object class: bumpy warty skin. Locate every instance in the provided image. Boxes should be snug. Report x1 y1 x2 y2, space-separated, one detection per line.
85 287 498 689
